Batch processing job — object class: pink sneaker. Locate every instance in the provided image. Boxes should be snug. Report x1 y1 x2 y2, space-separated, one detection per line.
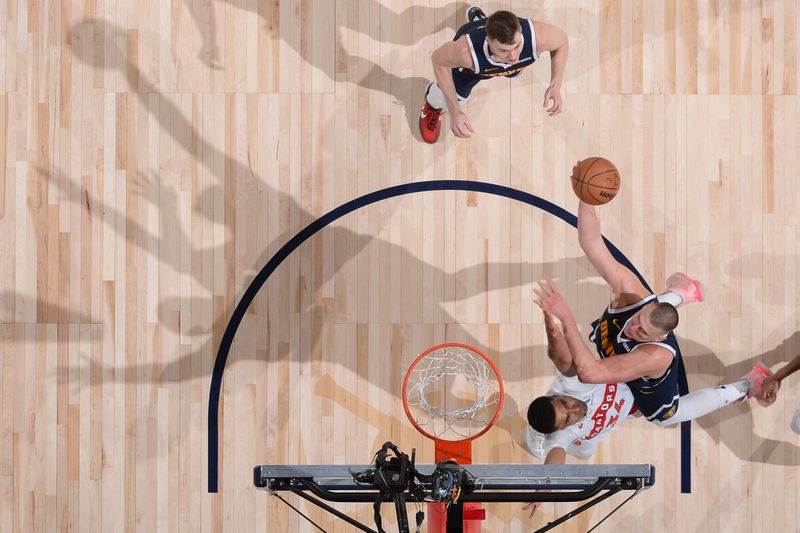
666 272 704 306
742 362 773 399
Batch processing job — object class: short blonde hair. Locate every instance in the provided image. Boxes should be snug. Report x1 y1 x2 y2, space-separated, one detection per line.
650 302 679 334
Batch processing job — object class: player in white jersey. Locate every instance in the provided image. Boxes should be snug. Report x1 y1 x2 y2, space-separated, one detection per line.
522 311 635 517
524 311 635 463
525 370 635 461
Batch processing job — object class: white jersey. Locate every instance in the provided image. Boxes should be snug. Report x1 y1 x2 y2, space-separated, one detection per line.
525 370 635 460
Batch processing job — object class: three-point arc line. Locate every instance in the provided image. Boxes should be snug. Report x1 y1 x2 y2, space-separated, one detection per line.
207 179 692 494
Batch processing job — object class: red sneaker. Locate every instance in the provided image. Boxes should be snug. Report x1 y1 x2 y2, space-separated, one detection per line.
419 100 444 144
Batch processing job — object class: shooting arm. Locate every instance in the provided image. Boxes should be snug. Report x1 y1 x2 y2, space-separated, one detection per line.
577 201 642 296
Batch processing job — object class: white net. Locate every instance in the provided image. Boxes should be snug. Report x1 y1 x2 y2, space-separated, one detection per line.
404 345 503 442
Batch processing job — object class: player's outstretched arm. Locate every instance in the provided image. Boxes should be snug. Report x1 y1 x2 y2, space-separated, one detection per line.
430 38 474 138
571 344 672 384
533 21 568 116
577 201 647 298
759 353 800 405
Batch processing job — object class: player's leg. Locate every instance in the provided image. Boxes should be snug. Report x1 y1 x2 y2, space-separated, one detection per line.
419 83 448 143
419 76 477 143
421 81 469 111
657 272 704 307
651 363 772 427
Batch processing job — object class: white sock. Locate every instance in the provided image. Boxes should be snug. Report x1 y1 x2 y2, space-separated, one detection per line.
425 82 467 110
654 380 748 427
657 291 682 306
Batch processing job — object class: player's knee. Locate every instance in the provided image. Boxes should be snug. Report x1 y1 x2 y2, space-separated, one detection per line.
651 417 676 427
650 403 680 427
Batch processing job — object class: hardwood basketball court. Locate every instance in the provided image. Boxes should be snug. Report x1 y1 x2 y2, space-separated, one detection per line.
1 1 798 531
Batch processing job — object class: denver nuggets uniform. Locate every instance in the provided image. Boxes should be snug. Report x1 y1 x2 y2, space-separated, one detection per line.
450 17 539 99
525 370 635 460
589 295 682 423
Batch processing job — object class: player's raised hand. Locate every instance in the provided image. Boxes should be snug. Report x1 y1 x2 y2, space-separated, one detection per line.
450 110 474 138
533 279 574 323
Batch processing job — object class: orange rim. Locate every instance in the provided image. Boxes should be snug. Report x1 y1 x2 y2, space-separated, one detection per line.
402 343 505 444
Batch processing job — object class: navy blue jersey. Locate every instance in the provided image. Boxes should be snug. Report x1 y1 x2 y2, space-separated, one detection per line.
588 295 682 422
453 18 539 80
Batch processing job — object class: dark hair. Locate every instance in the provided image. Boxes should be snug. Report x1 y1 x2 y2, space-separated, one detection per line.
527 396 557 434
650 302 679 334
486 11 521 45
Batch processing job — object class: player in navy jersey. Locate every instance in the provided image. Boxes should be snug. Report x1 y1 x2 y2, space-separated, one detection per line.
533 199 772 426
418 6 569 143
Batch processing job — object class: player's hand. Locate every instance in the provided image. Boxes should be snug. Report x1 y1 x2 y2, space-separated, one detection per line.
543 84 563 116
533 279 573 323
757 376 781 406
522 501 543 519
450 111 474 138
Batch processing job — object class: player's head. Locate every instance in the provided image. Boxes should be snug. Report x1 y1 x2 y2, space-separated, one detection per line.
527 395 588 433
624 302 679 341
485 11 522 63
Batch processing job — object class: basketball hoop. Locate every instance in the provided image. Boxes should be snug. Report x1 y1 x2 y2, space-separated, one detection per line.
402 343 504 463
402 343 504 533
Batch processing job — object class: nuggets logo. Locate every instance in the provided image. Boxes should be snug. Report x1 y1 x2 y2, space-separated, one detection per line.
598 320 616 358
661 405 678 420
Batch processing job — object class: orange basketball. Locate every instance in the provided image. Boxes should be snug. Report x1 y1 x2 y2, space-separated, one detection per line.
570 157 620 205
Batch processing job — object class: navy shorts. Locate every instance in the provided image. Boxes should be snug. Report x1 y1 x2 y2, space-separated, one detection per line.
628 363 682 423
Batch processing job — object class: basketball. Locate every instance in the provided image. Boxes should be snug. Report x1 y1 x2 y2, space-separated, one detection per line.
571 157 620 205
